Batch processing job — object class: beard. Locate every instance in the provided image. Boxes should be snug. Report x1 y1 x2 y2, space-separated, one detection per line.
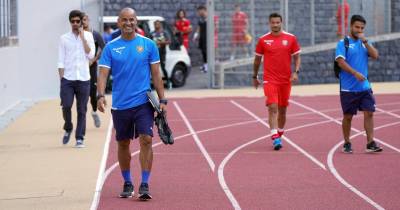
351 31 359 39
72 25 80 32
271 26 281 32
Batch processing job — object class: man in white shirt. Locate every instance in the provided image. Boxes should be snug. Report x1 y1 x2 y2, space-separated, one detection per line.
58 10 95 148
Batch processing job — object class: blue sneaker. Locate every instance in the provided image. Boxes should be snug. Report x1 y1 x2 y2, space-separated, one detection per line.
62 132 71 145
273 138 282 151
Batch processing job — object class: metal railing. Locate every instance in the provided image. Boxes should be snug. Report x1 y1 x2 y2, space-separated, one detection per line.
207 0 393 88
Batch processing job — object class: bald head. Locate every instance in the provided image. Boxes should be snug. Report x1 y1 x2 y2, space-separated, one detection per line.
119 7 136 18
117 7 137 39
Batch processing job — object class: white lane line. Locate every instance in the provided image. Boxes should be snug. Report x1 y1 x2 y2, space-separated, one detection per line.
285 101 400 118
290 99 399 210
94 117 272 207
231 100 327 170
376 107 400 119
92 117 274 210
218 118 334 210
290 99 400 153
327 122 400 210
219 135 269 210
174 101 216 172
90 118 113 210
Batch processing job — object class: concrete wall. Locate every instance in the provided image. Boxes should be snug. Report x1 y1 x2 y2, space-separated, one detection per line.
0 0 100 114
392 0 400 32
0 47 19 113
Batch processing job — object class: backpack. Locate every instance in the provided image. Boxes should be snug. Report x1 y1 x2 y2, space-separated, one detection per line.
334 37 349 78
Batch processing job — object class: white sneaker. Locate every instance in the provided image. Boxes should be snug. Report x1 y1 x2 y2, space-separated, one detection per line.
202 63 208 73
92 111 101 128
75 139 85 148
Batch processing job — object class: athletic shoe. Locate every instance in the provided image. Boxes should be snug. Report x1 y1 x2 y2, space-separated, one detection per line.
342 142 353 153
119 181 134 198
167 82 172 90
366 141 383 153
138 183 152 200
62 131 71 145
273 138 282 151
92 112 101 128
278 130 284 137
201 64 208 73
75 139 85 148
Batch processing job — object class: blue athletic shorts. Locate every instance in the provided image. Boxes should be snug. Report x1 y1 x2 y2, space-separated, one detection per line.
111 102 155 141
340 89 376 115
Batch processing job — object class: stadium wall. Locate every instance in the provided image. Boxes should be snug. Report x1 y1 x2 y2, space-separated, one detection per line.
299 37 400 84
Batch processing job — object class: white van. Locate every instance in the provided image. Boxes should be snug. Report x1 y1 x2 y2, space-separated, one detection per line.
103 16 191 87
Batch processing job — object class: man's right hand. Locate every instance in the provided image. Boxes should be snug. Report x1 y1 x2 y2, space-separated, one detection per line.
252 78 260 89
79 27 85 39
97 97 107 113
354 72 366 81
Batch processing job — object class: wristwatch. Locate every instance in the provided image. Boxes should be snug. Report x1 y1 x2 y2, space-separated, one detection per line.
362 39 368 44
252 75 258 79
295 70 300 74
159 99 168 105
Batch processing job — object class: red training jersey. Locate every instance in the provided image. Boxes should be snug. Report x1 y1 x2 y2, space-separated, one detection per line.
232 11 248 33
175 19 191 34
255 31 301 84
175 19 192 49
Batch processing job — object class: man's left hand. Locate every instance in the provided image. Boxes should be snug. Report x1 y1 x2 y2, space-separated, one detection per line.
160 103 167 115
291 72 299 82
357 33 366 42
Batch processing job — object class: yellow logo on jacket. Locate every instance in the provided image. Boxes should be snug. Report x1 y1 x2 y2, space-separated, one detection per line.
136 46 144 53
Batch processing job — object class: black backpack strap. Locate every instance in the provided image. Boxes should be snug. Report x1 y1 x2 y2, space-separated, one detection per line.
339 37 350 90
344 37 349 59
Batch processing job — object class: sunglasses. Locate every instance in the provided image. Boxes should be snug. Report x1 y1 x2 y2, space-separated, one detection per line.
70 19 81 24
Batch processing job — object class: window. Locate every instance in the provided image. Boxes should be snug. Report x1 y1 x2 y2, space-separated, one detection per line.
0 0 17 47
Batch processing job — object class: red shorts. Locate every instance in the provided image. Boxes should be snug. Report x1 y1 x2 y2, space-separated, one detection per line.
263 82 291 107
232 32 246 44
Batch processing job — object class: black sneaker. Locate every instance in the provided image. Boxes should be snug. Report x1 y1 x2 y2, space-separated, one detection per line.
366 141 383 153
62 132 71 145
119 181 134 198
342 142 353 154
138 183 152 200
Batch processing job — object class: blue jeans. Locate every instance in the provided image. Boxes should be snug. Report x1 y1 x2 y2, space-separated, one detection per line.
60 78 90 140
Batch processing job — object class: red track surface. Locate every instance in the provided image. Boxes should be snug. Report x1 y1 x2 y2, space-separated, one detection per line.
96 94 400 210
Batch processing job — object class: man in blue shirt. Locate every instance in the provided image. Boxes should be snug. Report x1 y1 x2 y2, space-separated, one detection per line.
335 15 382 153
97 8 167 200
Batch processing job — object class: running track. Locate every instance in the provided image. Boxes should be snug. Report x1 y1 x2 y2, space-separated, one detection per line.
92 94 400 210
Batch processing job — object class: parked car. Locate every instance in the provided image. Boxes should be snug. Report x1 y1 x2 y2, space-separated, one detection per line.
103 16 191 88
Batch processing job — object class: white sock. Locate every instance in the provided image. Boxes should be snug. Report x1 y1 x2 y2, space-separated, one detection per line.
278 128 284 133
271 129 278 135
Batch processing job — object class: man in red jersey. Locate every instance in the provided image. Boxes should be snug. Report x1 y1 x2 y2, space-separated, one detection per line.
230 4 249 60
253 13 301 150
336 0 350 38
